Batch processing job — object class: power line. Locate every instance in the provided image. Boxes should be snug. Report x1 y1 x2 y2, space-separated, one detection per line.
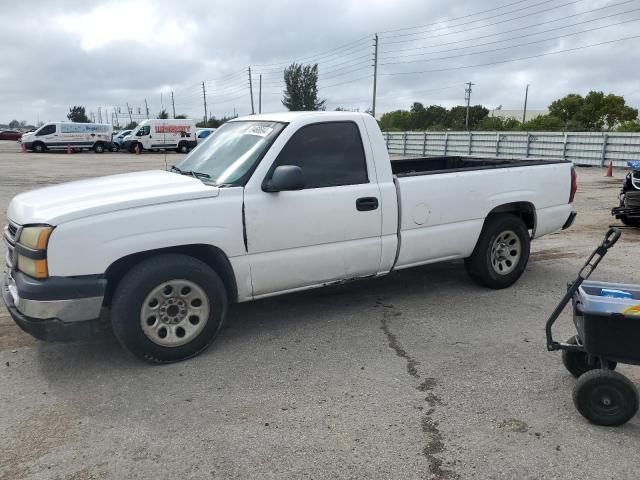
252 35 371 68
379 34 640 76
380 0 590 45
378 0 533 34
377 17 640 66
378 1 638 58
381 0 576 40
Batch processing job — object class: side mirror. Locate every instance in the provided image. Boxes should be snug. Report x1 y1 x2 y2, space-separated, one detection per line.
264 165 305 192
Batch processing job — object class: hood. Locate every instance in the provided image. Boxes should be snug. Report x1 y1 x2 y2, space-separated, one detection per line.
8 170 219 225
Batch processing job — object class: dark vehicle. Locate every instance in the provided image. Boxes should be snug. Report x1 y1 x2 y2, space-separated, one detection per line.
0 130 22 141
546 228 640 426
612 161 640 226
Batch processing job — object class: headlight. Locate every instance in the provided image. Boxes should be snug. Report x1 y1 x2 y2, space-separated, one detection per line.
19 226 52 250
17 225 52 279
16 255 48 278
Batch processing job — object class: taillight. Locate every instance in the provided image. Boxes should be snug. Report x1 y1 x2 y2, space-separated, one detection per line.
569 167 577 203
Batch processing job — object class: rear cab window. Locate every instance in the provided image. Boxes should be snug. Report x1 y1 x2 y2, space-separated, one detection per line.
272 121 368 188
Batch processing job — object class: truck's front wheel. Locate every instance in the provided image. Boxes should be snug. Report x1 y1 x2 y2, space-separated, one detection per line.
464 214 530 289
111 254 227 363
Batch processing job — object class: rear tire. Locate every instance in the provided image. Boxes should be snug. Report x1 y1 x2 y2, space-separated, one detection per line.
573 369 638 426
110 254 228 363
562 335 617 378
177 142 190 154
93 142 105 153
464 214 530 289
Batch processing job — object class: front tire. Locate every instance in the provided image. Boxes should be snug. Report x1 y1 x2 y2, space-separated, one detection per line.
32 142 46 153
573 369 639 426
111 254 228 363
465 214 530 289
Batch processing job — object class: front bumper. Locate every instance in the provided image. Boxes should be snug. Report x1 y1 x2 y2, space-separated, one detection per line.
1 270 106 342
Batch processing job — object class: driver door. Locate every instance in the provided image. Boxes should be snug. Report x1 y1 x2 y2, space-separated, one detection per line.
243 120 382 297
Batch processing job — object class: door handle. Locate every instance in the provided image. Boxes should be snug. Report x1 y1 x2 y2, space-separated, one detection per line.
356 197 379 211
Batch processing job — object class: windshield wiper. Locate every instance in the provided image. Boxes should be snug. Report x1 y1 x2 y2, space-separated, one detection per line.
170 165 211 181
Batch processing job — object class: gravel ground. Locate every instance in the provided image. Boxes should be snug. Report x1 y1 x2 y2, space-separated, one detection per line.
1 140 639 480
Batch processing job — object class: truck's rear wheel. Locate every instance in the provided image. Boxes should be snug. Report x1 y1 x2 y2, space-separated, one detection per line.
111 254 227 363
177 142 190 154
93 142 105 153
464 214 530 289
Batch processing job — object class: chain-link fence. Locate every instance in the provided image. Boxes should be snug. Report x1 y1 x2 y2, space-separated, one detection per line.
382 131 640 167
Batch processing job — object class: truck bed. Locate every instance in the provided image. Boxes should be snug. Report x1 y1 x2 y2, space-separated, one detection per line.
390 155 568 177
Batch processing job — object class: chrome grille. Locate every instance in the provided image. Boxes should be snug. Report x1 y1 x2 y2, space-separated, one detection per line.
3 220 20 269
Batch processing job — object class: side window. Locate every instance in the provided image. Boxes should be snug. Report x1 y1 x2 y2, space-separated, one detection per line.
36 124 56 136
136 126 150 136
273 122 368 188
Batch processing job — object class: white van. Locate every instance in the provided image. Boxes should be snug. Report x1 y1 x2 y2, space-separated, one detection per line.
22 122 113 153
122 119 197 153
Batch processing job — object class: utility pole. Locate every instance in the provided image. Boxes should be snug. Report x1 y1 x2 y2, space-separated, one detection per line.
259 74 262 114
202 82 208 125
465 81 475 130
126 103 133 124
171 91 176 119
372 33 379 118
522 84 530 124
144 99 149 119
248 66 255 115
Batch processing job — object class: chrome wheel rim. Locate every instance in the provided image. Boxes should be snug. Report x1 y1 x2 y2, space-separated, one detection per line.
491 230 521 275
140 279 210 347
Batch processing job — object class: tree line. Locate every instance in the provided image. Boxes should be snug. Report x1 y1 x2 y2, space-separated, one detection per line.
379 91 639 132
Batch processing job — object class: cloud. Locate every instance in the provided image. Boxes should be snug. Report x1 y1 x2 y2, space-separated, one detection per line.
0 0 638 124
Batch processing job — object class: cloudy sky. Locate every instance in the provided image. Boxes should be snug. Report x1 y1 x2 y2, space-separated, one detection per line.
1 0 639 125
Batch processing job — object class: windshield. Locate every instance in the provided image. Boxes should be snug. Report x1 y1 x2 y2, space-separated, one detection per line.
174 121 285 186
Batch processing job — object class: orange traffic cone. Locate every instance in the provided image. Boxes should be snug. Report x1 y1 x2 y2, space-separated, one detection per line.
67 144 72 154
20 143 26 153
605 160 613 177
134 143 140 155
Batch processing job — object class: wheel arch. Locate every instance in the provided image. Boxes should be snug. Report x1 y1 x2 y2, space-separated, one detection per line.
103 244 238 306
486 201 536 236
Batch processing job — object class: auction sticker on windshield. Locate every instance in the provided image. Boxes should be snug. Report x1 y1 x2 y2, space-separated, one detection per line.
245 125 274 137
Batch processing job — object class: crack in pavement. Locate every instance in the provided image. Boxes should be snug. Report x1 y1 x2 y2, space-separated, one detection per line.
379 300 458 480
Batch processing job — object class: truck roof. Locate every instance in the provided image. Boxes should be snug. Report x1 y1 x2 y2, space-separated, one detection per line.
231 111 369 123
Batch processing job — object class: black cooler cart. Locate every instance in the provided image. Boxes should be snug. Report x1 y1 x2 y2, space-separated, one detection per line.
546 228 640 426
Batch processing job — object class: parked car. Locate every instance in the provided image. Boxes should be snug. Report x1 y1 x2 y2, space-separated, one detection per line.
2 111 576 362
21 122 113 153
0 130 22 141
196 128 217 144
111 130 132 151
122 119 197 153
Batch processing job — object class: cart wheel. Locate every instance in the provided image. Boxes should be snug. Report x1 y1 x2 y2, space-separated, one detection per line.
562 335 617 378
572 369 639 426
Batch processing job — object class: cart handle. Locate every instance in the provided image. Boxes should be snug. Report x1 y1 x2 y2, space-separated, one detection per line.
602 227 621 249
546 227 622 350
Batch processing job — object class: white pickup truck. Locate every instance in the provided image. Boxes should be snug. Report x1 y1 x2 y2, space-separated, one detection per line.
2 112 576 362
